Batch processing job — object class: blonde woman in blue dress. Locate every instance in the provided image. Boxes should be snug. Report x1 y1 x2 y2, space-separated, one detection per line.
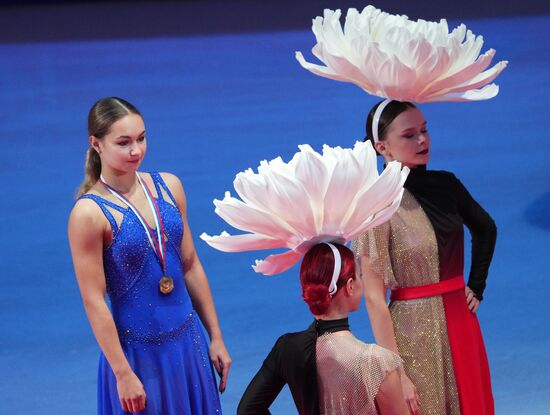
69 97 230 414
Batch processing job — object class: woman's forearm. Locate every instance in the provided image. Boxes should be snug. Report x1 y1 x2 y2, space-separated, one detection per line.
184 259 223 340
367 301 411 380
366 299 400 356
361 256 402 366
237 365 283 415
83 296 132 377
376 369 410 415
184 255 232 392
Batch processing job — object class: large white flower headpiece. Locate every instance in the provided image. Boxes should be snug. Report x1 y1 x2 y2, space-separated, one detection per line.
295 5 508 102
200 141 409 275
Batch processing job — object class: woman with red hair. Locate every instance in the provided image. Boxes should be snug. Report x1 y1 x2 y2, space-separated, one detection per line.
200 139 410 413
237 243 409 415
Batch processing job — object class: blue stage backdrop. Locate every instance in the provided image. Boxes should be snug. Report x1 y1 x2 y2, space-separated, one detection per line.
0 5 548 414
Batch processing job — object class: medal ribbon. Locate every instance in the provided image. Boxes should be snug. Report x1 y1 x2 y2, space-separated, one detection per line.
99 173 167 273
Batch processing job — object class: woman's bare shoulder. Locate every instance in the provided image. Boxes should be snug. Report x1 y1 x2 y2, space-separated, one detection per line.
158 172 186 201
69 190 107 231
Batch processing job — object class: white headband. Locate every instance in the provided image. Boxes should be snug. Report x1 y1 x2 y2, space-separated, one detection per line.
325 243 342 296
372 98 392 143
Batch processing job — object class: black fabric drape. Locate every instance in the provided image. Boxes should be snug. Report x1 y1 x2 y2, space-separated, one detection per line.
404 166 497 300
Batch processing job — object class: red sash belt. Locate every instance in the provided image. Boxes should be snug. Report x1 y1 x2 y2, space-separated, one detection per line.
390 276 464 301
390 274 494 413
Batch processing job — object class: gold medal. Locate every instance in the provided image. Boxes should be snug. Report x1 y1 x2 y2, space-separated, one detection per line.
159 276 174 294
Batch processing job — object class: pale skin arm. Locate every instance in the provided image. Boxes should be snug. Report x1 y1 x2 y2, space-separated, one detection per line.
361 256 420 415
162 173 232 393
376 369 410 415
68 200 146 413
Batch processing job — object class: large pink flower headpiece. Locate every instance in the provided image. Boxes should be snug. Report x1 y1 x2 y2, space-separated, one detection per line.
295 5 508 102
200 141 409 275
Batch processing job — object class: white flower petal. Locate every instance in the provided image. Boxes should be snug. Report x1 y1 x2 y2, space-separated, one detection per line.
296 51 353 83
345 162 409 235
200 232 285 252
296 5 507 102
294 145 330 233
431 83 500 102
347 189 405 241
202 141 406 275
213 193 297 245
252 250 303 275
430 60 508 98
419 49 499 99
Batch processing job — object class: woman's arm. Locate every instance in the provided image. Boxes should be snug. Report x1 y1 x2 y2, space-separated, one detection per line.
454 175 497 303
162 173 231 393
237 335 289 415
362 260 420 414
68 200 146 413
362 266 398 353
376 369 411 415
237 363 285 415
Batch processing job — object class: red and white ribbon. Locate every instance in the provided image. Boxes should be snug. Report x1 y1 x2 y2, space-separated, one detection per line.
99 173 167 272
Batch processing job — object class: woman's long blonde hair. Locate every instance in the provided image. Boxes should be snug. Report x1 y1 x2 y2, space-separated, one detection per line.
76 97 142 198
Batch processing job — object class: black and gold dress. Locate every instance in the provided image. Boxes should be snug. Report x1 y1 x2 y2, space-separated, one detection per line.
353 166 496 415
237 318 402 415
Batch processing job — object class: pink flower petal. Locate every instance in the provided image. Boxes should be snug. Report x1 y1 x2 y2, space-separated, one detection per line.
252 250 303 275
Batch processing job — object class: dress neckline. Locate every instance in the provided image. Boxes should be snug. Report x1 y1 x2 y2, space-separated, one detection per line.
314 317 349 336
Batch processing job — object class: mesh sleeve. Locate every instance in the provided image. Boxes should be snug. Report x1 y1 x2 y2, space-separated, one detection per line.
361 344 403 403
352 221 397 288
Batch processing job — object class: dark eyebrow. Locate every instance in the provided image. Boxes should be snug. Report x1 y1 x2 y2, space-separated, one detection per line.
115 130 146 139
401 122 427 133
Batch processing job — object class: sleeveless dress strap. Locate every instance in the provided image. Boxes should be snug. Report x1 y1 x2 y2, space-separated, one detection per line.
79 194 126 235
150 172 178 206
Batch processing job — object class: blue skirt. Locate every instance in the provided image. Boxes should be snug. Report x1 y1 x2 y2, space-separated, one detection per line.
98 312 222 414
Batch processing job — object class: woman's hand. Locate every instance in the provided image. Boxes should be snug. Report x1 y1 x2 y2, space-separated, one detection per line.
400 372 420 415
116 370 147 413
209 337 232 393
465 286 480 313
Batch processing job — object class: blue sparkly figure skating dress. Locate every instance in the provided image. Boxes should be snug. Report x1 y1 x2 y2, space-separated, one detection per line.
80 172 222 414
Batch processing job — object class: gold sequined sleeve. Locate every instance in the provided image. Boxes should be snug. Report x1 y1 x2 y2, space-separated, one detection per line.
352 221 397 288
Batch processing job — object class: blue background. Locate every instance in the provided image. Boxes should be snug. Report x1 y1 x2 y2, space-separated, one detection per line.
0 5 548 414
